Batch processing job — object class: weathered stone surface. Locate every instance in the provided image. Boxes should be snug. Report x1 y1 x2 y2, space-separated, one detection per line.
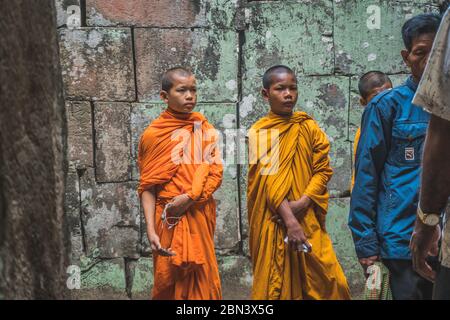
71 258 129 299
94 102 131 182
297 77 349 141
130 103 166 180
86 0 206 27
0 0 69 299
80 169 140 258
66 101 94 168
59 28 135 101
134 28 238 102
242 237 250 257
55 0 81 28
206 0 239 29
65 166 84 264
327 198 365 299
297 77 351 195
129 257 153 300
65 166 81 232
218 255 252 300
328 139 352 197
86 0 238 28
334 0 438 75
139 206 152 256
241 0 334 119
239 163 249 255
213 177 240 248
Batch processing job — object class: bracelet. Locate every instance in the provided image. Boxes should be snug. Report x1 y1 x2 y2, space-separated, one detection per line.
161 205 182 229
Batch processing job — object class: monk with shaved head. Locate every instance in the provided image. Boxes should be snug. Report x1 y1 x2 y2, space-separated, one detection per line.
247 65 350 300
138 67 223 299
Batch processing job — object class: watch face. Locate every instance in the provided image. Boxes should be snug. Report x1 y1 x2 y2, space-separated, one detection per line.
425 214 440 226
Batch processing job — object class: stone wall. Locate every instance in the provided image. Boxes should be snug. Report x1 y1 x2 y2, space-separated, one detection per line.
56 0 441 299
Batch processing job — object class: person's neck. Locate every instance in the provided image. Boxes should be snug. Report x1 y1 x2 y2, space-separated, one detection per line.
167 107 192 119
271 110 293 117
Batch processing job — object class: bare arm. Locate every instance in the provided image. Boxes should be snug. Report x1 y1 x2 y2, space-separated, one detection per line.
411 115 450 282
277 199 299 228
277 199 310 251
420 115 450 212
142 188 156 233
141 187 161 251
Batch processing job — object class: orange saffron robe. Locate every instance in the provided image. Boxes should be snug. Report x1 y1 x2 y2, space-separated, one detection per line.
138 110 223 300
247 111 351 300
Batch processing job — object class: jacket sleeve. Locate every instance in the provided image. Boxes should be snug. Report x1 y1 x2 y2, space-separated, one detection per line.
348 98 393 258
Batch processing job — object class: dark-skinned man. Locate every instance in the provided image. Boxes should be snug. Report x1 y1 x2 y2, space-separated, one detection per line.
410 5 450 300
349 13 442 300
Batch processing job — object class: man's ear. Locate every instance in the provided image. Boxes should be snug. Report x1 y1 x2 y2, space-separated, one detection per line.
359 97 367 107
160 90 169 103
261 88 269 101
401 49 411 67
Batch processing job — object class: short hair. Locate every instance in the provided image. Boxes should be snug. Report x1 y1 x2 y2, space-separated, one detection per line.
358 71 392 100
262 65 296 89
439 1 450 14
161 67 193 92
402 13 442 51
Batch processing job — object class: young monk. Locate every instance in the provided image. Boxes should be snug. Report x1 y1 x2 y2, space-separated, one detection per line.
138 67 223 300
351 71 392 191
247 65 351 300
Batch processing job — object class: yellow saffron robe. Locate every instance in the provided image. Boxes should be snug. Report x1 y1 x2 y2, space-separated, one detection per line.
247 111 351 300
350 127 361 192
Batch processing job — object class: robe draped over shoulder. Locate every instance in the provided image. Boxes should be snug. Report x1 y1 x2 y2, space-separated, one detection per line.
247 111 351 300
138 110 223 300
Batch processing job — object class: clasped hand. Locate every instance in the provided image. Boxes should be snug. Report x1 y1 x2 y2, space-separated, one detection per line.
271 195 312 225
165 193 194 217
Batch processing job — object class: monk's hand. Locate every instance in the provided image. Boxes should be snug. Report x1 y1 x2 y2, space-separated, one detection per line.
270 215 284 226
289 195 312 220
358 255 379 278
147 231 176 256
410 218 440 282
166 194 194 218
148 231 162 252
285 221 311 252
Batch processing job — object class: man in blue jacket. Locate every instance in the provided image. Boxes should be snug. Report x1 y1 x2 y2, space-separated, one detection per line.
349 13 442 300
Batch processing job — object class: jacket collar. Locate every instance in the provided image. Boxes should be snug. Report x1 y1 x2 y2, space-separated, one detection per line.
406 76 418 92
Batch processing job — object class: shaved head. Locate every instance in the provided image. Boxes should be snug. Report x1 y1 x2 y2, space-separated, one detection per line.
262 65 296 89
358 71 392 100
161 67 193 92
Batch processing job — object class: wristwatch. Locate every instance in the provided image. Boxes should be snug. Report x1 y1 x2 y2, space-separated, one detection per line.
417 205 441 226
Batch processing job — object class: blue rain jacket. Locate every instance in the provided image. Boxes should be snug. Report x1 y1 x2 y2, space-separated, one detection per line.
349 76 430 259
